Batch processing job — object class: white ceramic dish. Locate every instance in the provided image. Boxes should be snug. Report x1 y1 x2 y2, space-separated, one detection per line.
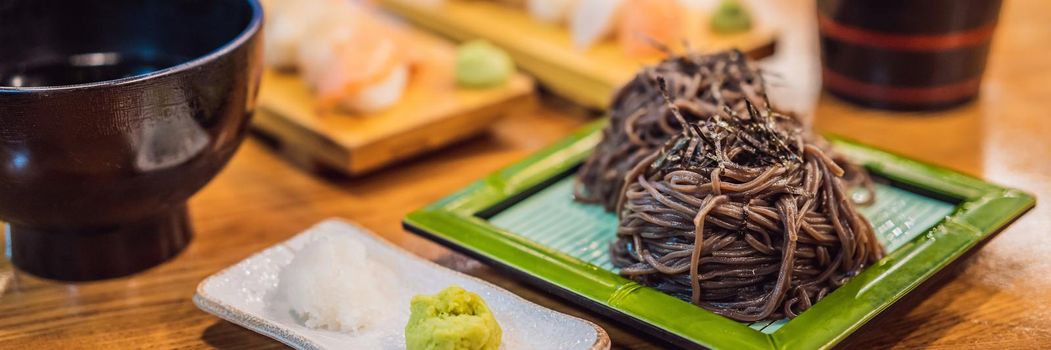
194 219 611 350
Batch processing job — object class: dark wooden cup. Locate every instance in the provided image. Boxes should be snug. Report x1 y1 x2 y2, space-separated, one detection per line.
0 0 263 281
818 0 1002 110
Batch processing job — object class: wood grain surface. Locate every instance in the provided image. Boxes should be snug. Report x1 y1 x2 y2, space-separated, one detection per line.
2 0 1051 349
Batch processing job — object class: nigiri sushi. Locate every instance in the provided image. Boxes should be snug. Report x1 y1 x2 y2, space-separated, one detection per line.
569 0 624 50
263 0 416 113
617 0 683 56
340 65 410 113
260 0 330 68
297 11 414 113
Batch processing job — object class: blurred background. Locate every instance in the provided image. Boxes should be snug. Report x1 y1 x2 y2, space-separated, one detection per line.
3 0 1051 348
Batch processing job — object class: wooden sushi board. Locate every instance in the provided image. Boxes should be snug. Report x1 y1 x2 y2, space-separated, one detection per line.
253 30 534 175
379 0 777 109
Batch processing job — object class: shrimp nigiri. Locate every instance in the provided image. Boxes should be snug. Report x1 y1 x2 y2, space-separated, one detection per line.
569 0 624 50
297 11 414 113
260 0 330 68
617 0 683 56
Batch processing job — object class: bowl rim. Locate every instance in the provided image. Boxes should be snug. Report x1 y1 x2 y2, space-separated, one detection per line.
0 0 264 93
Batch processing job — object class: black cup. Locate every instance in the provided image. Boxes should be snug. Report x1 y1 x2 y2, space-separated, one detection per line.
818 0 1002 110
0 0 263 281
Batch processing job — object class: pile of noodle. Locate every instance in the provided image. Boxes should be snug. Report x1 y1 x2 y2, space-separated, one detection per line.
576 50 882 321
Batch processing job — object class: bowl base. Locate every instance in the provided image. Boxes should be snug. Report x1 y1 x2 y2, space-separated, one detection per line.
6 206 192 281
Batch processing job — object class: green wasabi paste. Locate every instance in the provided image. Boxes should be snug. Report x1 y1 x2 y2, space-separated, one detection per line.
455 40 514 88
711 0 753 34
405 285 502 350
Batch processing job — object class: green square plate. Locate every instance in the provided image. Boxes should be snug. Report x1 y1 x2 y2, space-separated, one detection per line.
403 120 1034 349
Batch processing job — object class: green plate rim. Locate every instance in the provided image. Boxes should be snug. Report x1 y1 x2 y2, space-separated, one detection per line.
402 119 1035 350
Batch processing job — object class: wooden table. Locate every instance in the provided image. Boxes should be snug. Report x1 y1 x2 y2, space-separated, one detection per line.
3 1 1050 349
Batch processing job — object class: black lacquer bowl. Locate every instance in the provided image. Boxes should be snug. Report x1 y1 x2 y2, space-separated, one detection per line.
0 0 263 280
818 0 1001 110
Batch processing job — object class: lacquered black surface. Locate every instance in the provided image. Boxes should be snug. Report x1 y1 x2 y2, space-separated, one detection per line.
821 39 993 87
0 0 263 281
817 0 1002 34
817 0 1001 110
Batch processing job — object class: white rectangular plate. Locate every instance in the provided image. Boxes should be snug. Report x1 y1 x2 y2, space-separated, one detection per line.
194 219 610 350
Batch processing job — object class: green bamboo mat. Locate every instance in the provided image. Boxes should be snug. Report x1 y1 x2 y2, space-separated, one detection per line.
489 175 956 334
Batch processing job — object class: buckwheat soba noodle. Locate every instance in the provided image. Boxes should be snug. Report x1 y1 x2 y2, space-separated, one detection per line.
575 50 883 322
